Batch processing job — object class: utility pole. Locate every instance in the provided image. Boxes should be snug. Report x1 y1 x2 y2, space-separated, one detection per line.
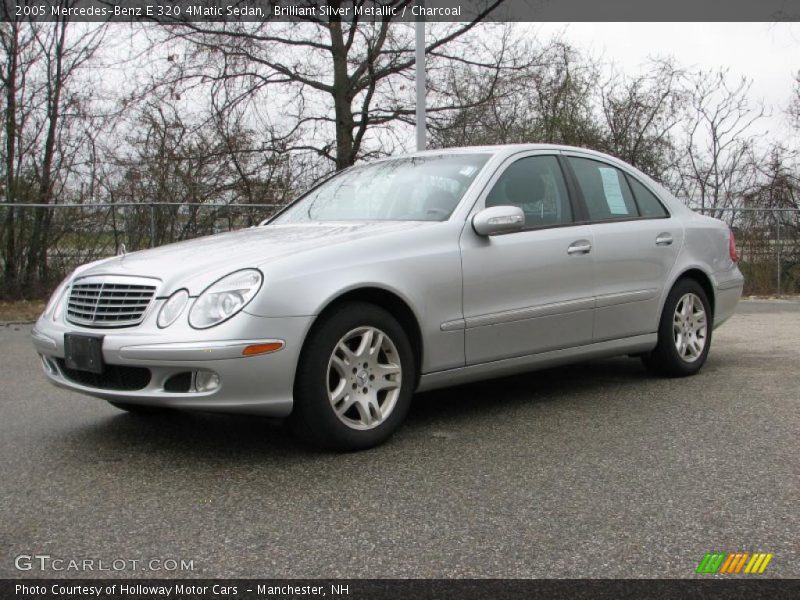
415 0 426 151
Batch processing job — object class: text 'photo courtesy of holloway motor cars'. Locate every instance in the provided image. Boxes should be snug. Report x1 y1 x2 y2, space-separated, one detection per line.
31 144 744 450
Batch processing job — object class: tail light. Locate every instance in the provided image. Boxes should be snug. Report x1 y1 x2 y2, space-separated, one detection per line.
728 229 739 263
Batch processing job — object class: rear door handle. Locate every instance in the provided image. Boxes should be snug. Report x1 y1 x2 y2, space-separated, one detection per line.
567 240 592 255
656 233 673 246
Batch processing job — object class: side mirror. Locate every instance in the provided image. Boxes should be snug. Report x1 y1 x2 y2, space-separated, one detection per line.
472 206 525 236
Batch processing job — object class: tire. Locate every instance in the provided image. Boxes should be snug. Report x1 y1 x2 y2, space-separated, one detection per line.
108 401 172 415
290 302 416 451
642 278 712 377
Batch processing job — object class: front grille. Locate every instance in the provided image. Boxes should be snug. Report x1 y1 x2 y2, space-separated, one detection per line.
55 359 151 391
66 276 157 328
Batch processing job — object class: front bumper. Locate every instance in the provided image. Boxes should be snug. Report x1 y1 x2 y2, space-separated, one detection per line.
31 311 314 417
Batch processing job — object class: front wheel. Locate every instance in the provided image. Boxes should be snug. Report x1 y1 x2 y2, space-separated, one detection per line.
642 279 712 377
290 302 415 451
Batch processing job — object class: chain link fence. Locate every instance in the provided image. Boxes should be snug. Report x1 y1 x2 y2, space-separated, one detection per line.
0 202 282 299
696 207 800 296
1 202 798 299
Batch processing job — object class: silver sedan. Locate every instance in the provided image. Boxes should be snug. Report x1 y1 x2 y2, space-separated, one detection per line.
32 145 743 449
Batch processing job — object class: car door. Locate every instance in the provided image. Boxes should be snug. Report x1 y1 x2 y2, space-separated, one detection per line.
562 153 683 342
459 152 596 365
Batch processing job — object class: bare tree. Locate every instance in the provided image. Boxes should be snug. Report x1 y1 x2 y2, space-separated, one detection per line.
104 90 303 248
0 14 106 296
598 59 685 181
429 36 602 149
674 69 767 218
0 18 36 289
789 71 800 130
431 46 687 183
731 144 800 293
155 1 506 170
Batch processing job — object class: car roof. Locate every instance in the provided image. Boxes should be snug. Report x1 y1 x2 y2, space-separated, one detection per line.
388 144 619 161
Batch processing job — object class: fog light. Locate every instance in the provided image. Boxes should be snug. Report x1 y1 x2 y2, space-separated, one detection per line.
194 371 220 392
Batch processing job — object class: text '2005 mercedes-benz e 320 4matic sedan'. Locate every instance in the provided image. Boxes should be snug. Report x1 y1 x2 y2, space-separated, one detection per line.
32 145 743 450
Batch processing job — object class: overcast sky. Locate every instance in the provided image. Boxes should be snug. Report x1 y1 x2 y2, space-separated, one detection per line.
535 22 799 142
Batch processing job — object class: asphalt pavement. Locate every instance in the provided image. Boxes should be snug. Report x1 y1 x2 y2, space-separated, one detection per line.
1 300 798 578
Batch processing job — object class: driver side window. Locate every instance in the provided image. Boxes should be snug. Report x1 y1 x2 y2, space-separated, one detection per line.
485 156 573 228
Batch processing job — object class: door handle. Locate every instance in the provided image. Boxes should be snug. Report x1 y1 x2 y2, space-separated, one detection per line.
567 240 592 255
656 233 673 246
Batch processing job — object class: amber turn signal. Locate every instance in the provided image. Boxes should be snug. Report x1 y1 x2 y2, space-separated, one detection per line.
242 342 284 356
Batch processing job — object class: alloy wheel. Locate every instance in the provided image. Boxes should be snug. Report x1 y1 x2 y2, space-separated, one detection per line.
672 292 708 363
327 326 402 430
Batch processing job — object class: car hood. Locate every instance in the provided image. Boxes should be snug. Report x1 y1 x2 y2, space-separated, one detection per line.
75 221 429 295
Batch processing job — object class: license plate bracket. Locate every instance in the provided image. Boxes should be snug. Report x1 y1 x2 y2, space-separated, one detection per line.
64 333 105 374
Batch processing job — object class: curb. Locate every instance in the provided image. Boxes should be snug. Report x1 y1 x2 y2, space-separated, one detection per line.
1 321 34 327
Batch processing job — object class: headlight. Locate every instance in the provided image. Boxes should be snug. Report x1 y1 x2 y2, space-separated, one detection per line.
189 269 262 329
157 289 189 328
43 276 71 321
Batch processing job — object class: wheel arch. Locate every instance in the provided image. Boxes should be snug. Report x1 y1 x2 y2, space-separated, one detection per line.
643 267 716 377
673 268 716 318
305 286 424 386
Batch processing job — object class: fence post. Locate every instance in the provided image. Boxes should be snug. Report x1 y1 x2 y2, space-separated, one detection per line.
776 218 781 296
149 203 156 248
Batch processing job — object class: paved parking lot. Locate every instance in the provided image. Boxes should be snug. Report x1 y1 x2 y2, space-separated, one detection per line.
1 300 798 578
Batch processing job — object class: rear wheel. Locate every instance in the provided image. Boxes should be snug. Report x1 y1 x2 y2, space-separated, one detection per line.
642 279 712 377
290 302 415 451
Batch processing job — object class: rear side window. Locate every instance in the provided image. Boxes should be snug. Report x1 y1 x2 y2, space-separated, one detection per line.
485 155 572 228
627 176 669 217
567 157 638 221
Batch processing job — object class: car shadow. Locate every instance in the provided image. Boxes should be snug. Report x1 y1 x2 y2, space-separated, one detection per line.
69 408 312 459
61 356 654 461
408 355 652 425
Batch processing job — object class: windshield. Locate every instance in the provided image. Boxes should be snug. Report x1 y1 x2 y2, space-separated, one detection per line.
273 154 490 223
